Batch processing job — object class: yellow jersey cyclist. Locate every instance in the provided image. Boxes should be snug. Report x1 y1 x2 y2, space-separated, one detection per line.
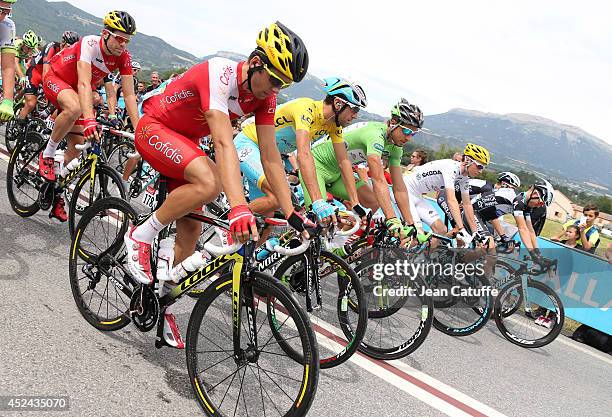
308 99 426 240
0 0 17 122
235 77 368 223
14 30 39 88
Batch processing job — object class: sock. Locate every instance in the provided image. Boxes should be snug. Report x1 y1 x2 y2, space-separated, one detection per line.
42 139 61 159
132 212 165 244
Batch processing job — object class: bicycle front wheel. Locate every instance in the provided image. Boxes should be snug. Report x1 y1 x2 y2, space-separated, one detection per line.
186 271 319 417
6 131 45 217
494 279 564 348
273 250 368 369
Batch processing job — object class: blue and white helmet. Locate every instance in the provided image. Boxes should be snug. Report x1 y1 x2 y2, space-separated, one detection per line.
498 171 520 188
323 77 367 108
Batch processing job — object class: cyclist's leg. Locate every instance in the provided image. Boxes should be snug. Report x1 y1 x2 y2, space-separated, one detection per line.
17 67 39 121
416 198 444 233
41 73 81 159
235 133 277 216
299 162 333 208
327 174 369 207
174 216 203 265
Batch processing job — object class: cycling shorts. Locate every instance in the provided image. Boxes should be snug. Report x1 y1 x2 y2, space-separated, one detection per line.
42 69 73 109
135 114 207 191
407 193 441 228
299 158 367 207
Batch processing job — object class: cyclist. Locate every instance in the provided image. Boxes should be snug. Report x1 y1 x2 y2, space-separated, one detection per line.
310 98 424 238
403 143 491 245
39 11 140 222
125 22 309 349
105 59 141 127
0 0 17 122
16 31 81 124
438 171 521 247
512 178 554 261
14 30 39 88
234 76 367 222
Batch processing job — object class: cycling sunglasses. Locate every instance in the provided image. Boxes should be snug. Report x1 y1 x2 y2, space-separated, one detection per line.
263 64 292 89
466 156 485 170
399 125 419 136
108 31 131 44
337 97 361 113
0 7 12 15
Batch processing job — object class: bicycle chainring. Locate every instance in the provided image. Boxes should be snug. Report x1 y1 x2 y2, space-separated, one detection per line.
130 285 160 332
38 182 55 211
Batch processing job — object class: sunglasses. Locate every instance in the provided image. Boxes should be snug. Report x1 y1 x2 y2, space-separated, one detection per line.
0 7 11 15
399 125 418 136
263 64 291 89
108 31 131 44
465 156 485 170
337 97 361 113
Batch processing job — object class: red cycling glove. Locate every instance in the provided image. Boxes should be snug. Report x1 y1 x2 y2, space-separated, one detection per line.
82 118 98 139
228 204 256 236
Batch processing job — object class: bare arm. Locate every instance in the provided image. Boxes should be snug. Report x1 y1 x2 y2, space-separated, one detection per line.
333 141 359 207
14 55 25 79
257 124 294 217
367 154 395 219
121 74 140 127
390 165 414 224
515 215 538 250
295 129 323 203
461 193 479 233
1 52 16 100
76 60 96 119
104 81 117 116
205 110 248 208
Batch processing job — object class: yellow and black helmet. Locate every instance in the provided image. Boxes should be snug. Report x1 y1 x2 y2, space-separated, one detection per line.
256 21 308 82
103 11 136 35
463 143 490 165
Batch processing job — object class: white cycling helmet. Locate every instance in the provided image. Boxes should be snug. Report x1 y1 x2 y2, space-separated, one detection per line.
533 178 554 206
131 61 141 70
498 172 520 188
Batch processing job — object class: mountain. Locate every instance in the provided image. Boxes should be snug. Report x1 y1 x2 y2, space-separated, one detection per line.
11 0 199 69
414 109 612 192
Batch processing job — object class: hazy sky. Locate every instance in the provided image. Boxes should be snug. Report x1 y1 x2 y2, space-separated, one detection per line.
53 0 612 145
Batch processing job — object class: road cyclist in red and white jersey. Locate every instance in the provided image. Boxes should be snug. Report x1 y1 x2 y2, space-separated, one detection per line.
38 11 140 222
126 22 310 349
16 31 81 125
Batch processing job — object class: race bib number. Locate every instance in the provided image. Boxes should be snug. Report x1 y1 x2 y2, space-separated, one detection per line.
142 184 158 209
45 118 55 131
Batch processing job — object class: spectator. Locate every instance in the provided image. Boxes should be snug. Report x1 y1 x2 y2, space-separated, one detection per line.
552 204 601 253
452 152 463 162
145 71 162 93
136 81 146 102
405 149 428 173
558 225 582 249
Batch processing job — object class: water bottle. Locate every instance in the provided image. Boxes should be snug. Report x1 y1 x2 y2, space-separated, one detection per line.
60 158 80 177
168 250 211 283
256 238 280 261
156 237 175 282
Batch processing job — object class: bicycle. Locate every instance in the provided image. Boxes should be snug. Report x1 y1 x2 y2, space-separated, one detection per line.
69 184 319 416
251 211 369 368
5 123 127 234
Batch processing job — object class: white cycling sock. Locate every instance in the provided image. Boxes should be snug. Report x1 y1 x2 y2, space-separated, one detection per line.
132 212 164 244
42 139 61 159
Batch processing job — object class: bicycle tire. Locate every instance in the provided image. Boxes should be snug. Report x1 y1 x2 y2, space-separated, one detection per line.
494 279 564 348
68 164 126 236
69 197 137 331
431 272 493 336
186 271 319 417
4 115 21 154
355 258 434 360
273 250 368 369
6 131 45 217
106 139 135 177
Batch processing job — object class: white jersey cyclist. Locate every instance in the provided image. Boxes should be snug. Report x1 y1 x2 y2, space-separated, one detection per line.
402 159 469 227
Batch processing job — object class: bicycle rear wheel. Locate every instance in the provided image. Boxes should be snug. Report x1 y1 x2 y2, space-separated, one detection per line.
494 279 564 348
273 250 368 369
69 197 137 331
186 272 319 417
6 131 45 217
67 164 126 236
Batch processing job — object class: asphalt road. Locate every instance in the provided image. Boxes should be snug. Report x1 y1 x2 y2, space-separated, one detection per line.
0 137 611 417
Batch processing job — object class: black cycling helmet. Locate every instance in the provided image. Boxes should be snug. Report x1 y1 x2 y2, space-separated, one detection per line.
62 31 80 45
